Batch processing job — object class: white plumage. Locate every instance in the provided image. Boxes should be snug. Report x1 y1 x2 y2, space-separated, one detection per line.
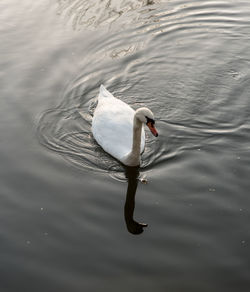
92 85 145 164
91 85 158 166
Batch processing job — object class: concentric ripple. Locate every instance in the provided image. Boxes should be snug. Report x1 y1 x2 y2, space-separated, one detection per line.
37 0 250 179
37 79 163 181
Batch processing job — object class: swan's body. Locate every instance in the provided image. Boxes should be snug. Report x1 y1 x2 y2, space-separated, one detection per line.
92 85 158 166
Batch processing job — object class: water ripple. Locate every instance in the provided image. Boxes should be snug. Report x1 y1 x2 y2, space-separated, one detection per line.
37 0 250 179
56 0 163 30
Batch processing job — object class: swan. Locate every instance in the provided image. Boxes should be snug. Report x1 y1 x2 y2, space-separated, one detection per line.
92 85 158 166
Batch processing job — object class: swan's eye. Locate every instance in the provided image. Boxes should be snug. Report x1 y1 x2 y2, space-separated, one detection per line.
146 116 155 125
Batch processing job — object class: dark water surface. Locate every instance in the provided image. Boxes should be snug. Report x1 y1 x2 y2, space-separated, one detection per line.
1 0 250 291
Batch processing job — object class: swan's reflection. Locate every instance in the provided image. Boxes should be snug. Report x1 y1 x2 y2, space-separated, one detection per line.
124 166 148 235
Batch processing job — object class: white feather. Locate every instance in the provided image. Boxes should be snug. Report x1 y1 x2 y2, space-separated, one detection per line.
92 85 145 164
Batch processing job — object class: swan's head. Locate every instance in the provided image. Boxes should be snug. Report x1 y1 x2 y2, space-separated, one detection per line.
135 107 158 137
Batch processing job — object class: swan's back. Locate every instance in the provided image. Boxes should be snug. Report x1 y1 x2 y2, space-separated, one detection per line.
92 85 145 163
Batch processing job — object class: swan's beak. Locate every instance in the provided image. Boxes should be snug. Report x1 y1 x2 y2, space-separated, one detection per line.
146 122 158 137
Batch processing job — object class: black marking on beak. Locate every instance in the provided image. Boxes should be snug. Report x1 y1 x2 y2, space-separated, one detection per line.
146 116 155 125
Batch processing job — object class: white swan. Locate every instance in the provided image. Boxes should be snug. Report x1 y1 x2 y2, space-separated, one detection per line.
92 85 158 166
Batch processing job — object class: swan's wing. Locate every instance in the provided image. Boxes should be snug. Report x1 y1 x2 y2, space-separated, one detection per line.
98 85 115 100
92 98 145 162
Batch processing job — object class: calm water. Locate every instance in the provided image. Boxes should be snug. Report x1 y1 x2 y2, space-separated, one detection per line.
1 0 250 291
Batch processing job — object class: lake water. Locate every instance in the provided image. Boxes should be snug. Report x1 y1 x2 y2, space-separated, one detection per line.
1 0 250 291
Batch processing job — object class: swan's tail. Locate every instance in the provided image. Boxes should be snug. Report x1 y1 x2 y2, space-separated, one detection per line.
99 84 115 99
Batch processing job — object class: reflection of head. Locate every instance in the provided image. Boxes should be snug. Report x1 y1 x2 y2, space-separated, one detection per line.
127 221 148 235
124 166 148 235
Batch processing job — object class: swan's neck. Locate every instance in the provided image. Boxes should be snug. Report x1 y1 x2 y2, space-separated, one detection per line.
124 116 142 166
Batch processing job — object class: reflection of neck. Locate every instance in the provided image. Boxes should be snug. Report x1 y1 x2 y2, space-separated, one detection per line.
125 117 142 166
124 166 147 235
124 167 139 226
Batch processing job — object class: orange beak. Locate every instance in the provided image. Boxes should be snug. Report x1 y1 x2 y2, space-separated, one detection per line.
146 122 158 137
